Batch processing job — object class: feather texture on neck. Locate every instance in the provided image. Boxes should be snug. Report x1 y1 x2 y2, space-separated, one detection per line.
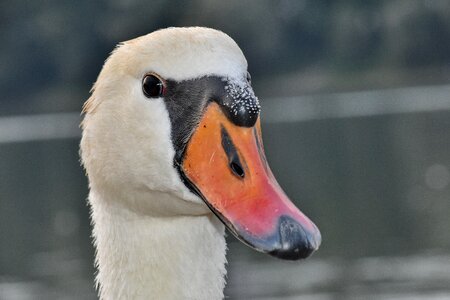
89 188 227 300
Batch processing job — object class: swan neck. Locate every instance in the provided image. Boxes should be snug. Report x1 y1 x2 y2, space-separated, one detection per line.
89 190 227 300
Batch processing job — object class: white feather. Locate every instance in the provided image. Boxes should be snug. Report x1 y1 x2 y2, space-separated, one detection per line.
80 27 247 299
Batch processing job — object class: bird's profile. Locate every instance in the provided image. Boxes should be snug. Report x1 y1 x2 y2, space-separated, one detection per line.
80 26 321 300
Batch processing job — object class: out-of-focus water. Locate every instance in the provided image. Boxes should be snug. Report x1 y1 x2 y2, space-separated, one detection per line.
2 247 450 299
226 245 450 299
1 86 450 299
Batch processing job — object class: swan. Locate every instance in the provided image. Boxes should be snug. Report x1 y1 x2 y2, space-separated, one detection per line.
80 27 321 300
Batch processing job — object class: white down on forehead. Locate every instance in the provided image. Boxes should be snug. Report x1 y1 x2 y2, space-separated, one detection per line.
102 27 248 82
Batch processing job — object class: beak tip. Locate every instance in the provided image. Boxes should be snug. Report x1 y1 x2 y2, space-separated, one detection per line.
269 245 315 261
268 215 321 261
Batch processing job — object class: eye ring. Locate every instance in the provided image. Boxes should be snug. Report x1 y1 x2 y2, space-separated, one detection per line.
142 73 165 98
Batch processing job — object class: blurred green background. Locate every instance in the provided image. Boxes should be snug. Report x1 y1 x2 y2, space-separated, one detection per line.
1 1 450 299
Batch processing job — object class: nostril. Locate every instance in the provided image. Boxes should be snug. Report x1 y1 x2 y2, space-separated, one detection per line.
221 125 246 179
230 160 245 178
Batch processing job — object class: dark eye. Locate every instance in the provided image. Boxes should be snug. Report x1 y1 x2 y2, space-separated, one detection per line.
142 74 164 98
246 72 252 85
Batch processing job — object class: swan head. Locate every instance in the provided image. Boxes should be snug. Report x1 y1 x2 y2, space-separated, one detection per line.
81 27 321 260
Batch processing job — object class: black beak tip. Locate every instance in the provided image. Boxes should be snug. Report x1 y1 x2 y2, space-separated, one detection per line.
269 216 321 261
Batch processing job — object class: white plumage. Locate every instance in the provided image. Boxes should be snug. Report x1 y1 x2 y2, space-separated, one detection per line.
81 27 245 300
81 26 320 300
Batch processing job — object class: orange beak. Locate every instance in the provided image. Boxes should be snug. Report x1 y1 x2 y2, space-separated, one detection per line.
179 102 321 260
